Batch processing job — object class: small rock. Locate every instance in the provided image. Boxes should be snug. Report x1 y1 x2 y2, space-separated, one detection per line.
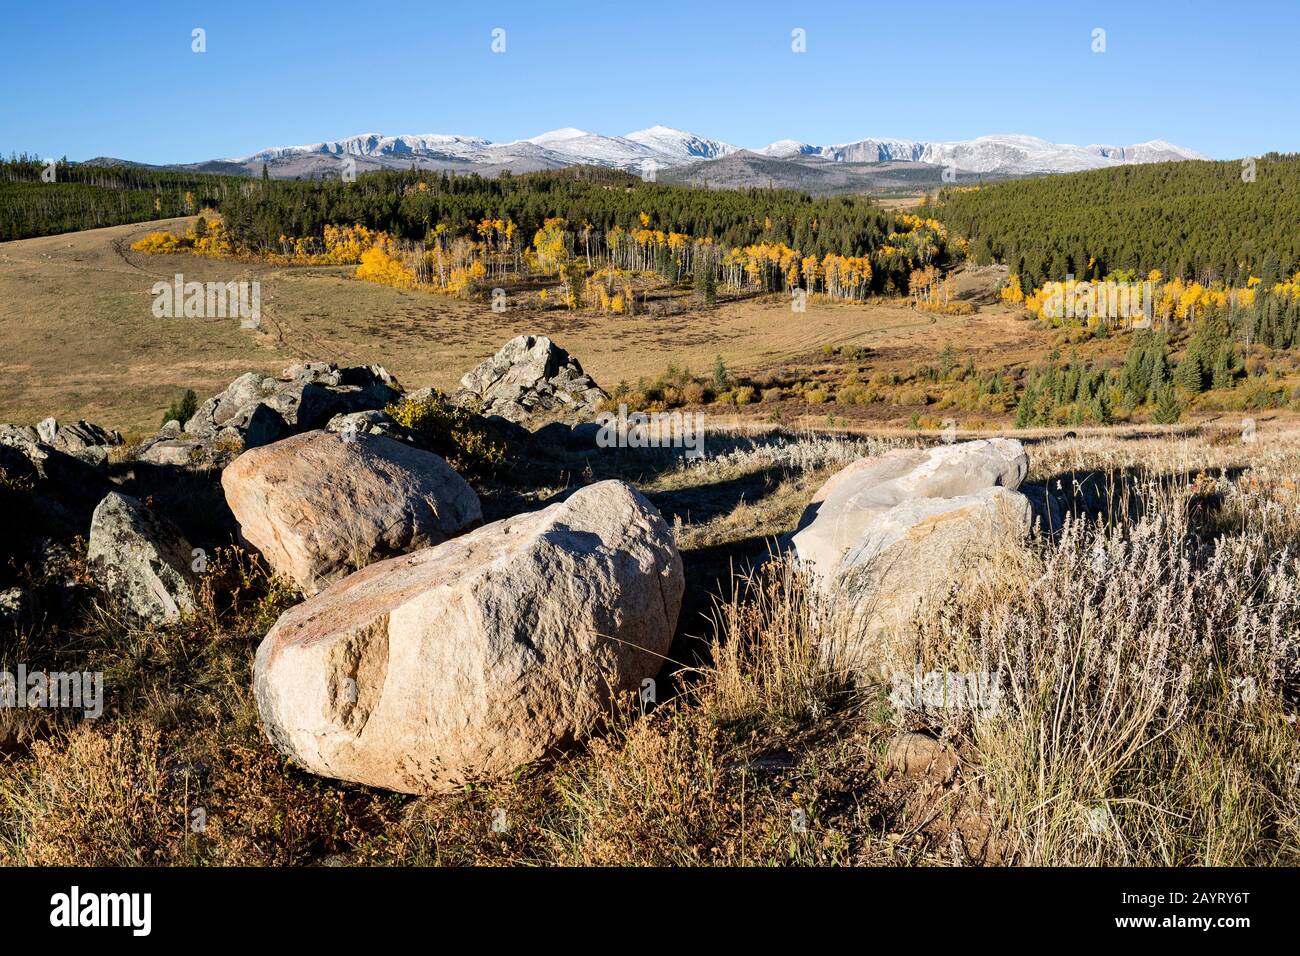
887 732 959 783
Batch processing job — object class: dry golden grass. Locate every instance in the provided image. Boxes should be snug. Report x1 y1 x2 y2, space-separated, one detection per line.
1 424 1297 866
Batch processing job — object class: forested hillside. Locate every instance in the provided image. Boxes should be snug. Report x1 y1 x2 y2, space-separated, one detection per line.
218 166 899 257
141 166 959 298
929 154 1300 289
0 156 245 240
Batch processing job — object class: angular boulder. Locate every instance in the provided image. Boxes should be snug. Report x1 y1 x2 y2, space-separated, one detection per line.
325 409 401 440
253 479 684 793
454 335 607 423
172 363 402 453
791 439 1032 668
222 430 482 595
36 417 123 453
1 424 113 539
87 492 197 624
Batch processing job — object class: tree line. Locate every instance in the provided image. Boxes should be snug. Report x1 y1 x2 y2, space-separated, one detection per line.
927 154 1300 291
0 155 250 241
215 166 954 293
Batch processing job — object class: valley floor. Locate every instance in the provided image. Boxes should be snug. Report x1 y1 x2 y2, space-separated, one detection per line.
3 220 1298 867
2 219 1045 437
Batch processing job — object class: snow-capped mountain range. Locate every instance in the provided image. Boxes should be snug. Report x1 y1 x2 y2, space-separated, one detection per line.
756 133 1205 173
230 126 1206 177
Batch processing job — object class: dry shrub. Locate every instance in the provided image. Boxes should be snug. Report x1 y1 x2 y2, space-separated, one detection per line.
386 390 504 478
549 700 733 865
915 492 1300 865
0 721 402 866
682 381 709 404
701 558 860 732
2 722 179 865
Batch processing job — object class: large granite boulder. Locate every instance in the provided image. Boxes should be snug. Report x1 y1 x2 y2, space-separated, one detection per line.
454 335 607 423
253 480 683 793
222 430 482 595
87 492 197 624
791 439 1032 669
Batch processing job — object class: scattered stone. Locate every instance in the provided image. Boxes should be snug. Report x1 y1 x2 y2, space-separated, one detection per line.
454 335 607 423
222 430 482 595
253 480 683 793
87 492 196 624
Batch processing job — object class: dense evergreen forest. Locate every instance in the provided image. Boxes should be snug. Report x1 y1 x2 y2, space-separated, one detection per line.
215 165 901 261
0 155 245 241
927 154 1300 290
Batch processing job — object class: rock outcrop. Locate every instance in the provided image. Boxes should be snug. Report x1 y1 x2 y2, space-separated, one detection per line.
35 418 122 468
0 424 113 538
253 480 683 793
791 439 1032 669
222 430 482 595
187 362 402 444
87 492 197 624
454 335 607 423
136 363 403 466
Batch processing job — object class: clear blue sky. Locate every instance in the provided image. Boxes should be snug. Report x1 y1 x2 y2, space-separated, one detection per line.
3 0 1295 163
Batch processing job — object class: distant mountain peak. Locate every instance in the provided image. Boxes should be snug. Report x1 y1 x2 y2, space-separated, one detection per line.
222 127 1205 179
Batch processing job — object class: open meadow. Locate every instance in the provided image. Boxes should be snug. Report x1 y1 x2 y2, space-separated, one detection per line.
0 218 1052 437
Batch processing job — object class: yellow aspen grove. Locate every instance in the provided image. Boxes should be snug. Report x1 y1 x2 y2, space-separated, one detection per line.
129 207 952 307
532 217 568 274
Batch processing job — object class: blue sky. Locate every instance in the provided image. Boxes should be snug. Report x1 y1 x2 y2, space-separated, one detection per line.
3 0 1295 163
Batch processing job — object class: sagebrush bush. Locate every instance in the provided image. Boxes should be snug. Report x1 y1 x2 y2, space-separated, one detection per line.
912 487 1300 865
386 390 504 478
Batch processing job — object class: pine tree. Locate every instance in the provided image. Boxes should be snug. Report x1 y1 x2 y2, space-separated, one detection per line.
1152 386 1182 424
694 257 716 305
1174 355 1204 392
712 355 729 389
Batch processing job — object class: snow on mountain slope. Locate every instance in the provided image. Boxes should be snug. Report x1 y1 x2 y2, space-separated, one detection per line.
238 133 491 162
625 126 739 162
510 128 660 168
758 139 821 158
232 128 1206 176
763 133 1209 173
